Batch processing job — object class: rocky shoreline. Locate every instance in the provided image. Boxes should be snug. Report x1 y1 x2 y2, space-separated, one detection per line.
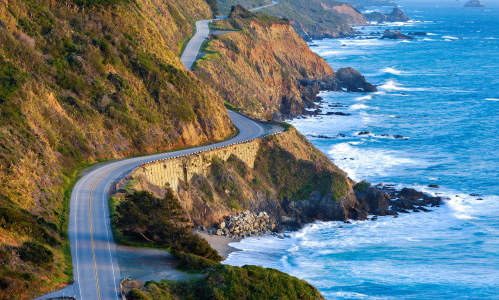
201 185 444 250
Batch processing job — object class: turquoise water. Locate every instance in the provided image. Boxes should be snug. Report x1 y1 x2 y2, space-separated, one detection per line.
225 1 499 299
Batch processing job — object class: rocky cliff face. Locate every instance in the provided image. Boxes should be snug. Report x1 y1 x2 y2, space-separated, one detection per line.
0 0 233 298
194 6 375 120
126 128 395 235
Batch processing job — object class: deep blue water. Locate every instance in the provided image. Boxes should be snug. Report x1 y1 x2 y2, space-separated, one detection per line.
225 1 499 299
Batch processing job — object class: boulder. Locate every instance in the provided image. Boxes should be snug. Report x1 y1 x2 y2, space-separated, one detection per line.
464 0 484 7
336 67 377 92
381 30 414 40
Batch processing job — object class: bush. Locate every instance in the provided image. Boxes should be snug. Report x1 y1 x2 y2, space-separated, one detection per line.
18 241 54 266
134 264 325 300
113 190 222 262
354 180 371 193
172 251 218 272
0 56 26 103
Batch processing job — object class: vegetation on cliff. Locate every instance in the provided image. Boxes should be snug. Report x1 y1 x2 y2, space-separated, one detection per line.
0 0 234 298
112 190 222 262
127 264 325 300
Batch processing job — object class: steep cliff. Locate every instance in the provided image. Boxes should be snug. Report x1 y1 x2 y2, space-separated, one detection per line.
194 7 375 120
0 0 233 298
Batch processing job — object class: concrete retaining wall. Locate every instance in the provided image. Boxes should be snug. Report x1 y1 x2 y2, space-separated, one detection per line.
130 139 261 191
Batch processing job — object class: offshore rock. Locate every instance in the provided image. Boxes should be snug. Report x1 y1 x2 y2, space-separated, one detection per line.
382 30 414 40
365 7 410 23
465 0 485 8
336 68 378 92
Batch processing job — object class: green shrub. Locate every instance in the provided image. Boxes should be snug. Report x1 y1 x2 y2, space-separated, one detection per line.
172 251 218 272
0 56 26 103
113 190 222 262
18 241 54 266
134 264 325 299
354 180 371 193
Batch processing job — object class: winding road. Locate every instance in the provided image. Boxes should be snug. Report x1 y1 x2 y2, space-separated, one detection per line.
40 3 281 300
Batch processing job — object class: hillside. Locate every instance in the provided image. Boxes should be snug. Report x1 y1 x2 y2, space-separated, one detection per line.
217 0 367 39
194 6 375 120
0 0 234 298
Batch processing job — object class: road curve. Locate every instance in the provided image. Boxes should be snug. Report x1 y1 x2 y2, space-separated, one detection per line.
40 6 282 300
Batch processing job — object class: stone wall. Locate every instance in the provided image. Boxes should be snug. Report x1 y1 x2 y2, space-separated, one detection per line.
130 139 261 191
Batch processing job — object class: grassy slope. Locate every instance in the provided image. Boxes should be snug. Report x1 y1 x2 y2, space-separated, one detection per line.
0 0 234 298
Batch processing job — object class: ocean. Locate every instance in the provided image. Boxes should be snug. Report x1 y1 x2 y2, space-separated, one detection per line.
224 1 499 299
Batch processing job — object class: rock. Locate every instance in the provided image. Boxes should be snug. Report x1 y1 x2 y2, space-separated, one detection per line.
409 32 428 36
365 7 409 23
387 7 410 22
382 30 414 40
325 111 352 116
358 131 371 136
464 0 484 8
336 67 377 92
428 184 440 188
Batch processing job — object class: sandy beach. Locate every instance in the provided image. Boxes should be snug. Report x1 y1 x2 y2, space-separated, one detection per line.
197 231 242 259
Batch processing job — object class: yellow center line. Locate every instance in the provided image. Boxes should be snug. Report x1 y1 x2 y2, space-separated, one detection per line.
88 167 118 300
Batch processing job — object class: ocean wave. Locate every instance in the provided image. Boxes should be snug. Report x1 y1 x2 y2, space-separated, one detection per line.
327 143 422 181
355 95 372 101
350 103 371 110
382 67 404 75
337 39 389 47
485 98 499 102
379 79 430 92
442 35 459 40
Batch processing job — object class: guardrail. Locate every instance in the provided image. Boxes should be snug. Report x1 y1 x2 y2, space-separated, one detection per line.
136 130 282 169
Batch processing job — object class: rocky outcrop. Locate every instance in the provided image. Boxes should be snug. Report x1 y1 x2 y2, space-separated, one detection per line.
336 67 378 92
194 7 376 120
465 0 484 7
382 30 414 40
365 7 410 23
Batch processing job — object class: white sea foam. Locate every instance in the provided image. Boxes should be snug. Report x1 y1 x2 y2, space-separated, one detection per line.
442 35 459 40
383 67 403 75
379 80 430 92
337 39 388 47
485 98 499 102
327 143 422 181
350 103 371 110
355 95 372 101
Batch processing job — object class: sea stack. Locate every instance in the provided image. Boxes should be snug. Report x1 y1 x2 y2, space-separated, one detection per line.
464 0 485 7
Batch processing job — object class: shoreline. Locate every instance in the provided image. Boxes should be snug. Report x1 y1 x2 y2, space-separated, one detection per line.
197 231 242 259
